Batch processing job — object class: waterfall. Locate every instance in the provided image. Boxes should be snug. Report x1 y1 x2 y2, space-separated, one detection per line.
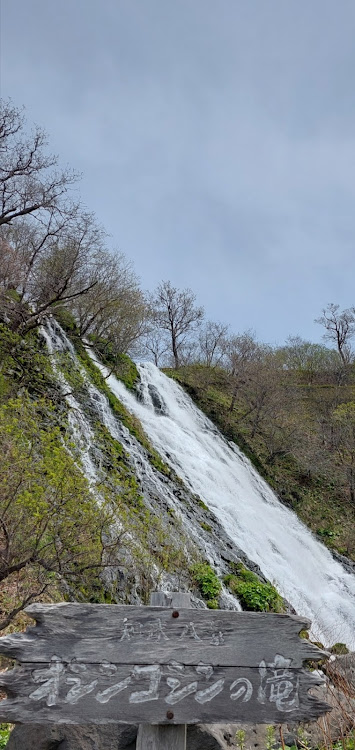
91 358 355 647
42 320 244 608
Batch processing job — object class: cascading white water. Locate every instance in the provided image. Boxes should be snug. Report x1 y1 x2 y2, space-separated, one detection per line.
94 359 355 646
41 321 243 607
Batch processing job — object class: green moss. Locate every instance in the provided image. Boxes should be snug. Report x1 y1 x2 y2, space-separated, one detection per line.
0 324 55 399
193 494 209 511
56 351 86 393
90 340 140 391
330 642 349 655
224 565 285 613
200 521 212 532
65 331 172 478
299 629 310 639
94 423 145 510
53 306 78 332
191 562 221 603
206 599 219 609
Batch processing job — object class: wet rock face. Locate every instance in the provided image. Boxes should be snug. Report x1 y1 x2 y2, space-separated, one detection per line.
147 384 167 415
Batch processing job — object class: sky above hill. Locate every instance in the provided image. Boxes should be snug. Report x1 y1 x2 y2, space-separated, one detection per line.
2 0 355 344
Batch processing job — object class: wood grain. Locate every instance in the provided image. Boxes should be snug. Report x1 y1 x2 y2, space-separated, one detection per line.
0 597 331 726
136 725 186 750
136 593 189 749
0 661 330 725
0 604 328 667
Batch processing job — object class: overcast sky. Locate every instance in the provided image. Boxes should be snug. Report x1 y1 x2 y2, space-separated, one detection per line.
1 0 355 344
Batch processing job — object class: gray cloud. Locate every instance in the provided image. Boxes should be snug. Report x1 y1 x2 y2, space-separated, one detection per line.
2 0 355 343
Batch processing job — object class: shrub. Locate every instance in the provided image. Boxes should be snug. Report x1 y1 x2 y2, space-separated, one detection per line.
224 564 284 613
330 642 349 655
191 562 221 607
0 724 12 748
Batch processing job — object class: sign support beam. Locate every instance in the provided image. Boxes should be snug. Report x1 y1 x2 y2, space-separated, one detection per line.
136 592 191 750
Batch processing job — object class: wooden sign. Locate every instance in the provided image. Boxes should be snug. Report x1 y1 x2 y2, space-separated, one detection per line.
0 599 331 726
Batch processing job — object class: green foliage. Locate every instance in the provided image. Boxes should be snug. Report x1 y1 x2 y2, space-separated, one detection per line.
91 339 139 390
53 306 78 332
224 564 284 612
266 726 276 750
333 731 354 750
330 642 349 655
0 324 55 398
191 562 221 607
193 494 209 511
0 396 115 629
56 351 86 394
235 729 246 750
200 521 212 532
0 724 11 748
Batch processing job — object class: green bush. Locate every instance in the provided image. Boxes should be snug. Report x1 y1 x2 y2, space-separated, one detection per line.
224 564 284 613
0 724 12 748
191 562 221 605
330 642 349 655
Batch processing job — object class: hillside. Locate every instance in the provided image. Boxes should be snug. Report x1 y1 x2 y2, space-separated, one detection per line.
1 316 288 637
166 364 355 565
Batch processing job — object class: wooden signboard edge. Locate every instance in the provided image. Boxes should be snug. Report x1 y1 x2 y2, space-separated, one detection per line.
0 592 332 745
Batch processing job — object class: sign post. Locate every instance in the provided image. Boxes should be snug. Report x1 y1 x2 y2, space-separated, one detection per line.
0 594 331 749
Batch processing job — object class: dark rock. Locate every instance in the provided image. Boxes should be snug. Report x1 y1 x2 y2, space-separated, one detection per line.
331 551 355 576
6 724 138 750
6 725 64 750
187 724 229 749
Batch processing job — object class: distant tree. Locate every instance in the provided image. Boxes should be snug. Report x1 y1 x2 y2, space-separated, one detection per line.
198 321 229 367
140 329 171 367
224 331 263 412
0 100 78 227
151 281 204 368
315 303 355 366
278 335 342 384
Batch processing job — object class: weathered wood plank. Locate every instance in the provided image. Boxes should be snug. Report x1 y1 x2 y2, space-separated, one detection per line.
0 604 327 667
0 661 330 725
136 724 186 750
137 592 189 750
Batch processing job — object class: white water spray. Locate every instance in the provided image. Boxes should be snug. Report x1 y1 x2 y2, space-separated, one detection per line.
94 359 355 646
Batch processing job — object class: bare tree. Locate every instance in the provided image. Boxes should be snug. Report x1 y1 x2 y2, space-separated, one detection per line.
277 335 342 385
315 303 355 365
0 100 78 227
224 331 263 412
151 281 204 368
139 329 171 366
72 250 146 350
0 210 105 333
198 320 229 367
